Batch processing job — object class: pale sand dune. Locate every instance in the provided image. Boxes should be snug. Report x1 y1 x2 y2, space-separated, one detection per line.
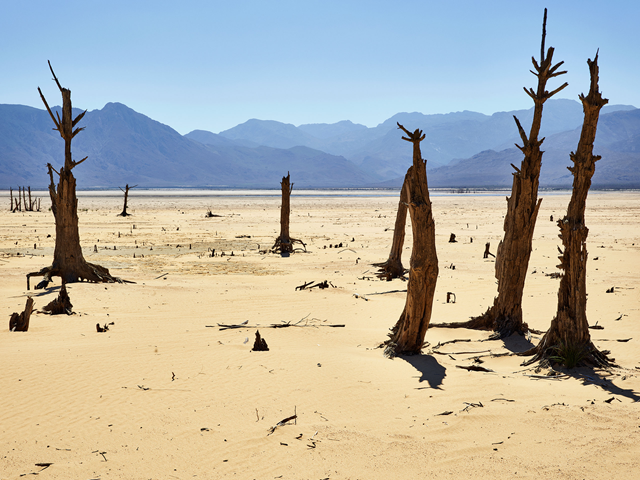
1 191 639 479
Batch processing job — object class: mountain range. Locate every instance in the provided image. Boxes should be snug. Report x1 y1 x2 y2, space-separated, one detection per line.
1 99 638 189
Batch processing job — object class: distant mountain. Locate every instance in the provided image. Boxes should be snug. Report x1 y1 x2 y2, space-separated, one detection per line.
417 108 640 188
0 103 379 188
1 100 638 189
212 100 636 182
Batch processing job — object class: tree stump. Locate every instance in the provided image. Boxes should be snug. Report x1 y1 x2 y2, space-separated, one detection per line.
43 282 73 315
9 297 34 332
483 242 494 259
252 330 269 351
373 176 408 280
384 124 439 357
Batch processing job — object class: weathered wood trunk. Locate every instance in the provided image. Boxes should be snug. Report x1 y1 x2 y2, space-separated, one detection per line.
523 53 611 367
9 297 34 332
384 124 439 357
432 10 567 337
373 176 408 280
26 62 123 290
271 173 305 254
43 282 74 315
118 184 137 216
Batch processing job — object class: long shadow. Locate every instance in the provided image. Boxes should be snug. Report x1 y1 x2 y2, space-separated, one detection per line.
400 354 446 389
499 332 535 353
9 285 61 299
566 367 640 402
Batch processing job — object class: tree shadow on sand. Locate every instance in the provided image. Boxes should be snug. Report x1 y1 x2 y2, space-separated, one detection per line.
499 332 536 353
545 367 640 402
399 354 446 389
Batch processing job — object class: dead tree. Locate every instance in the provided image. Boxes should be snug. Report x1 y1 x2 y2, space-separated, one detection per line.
26 62 125 290
9 297 34 332
118 184 137 216
384 124 439 357
271 172 306 254
522 53 611 367
373 176 408 280
432 9 567 337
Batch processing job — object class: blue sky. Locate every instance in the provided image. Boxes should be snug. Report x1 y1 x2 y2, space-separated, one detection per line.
2 1 638 134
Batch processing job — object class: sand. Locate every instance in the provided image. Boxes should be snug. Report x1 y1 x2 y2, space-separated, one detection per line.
1 189 639 479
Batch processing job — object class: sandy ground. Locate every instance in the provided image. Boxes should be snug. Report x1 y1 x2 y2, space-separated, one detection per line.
1 189 639 480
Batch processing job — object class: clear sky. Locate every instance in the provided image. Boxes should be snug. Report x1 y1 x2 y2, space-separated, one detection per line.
2 1 638 135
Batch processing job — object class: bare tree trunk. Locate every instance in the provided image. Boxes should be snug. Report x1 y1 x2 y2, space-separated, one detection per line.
9 187 13 212
384 123 439 357
26 61 126 290
118 183 137 217
373 176 408 280
271 172 305 254
432 9 567 338
522 53 611 367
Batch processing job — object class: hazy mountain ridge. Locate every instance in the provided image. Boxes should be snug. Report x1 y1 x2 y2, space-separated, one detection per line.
1 100 638 189
0 103 378 188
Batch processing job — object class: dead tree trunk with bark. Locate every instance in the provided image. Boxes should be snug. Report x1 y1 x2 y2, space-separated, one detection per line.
431 9 567 338
118 184 137 216
373 176 408 280
26 62 125 290
522 53 611 367
271 172 306 254
384 124 439 357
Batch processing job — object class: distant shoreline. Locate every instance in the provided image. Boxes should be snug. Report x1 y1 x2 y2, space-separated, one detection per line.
3 187 640 200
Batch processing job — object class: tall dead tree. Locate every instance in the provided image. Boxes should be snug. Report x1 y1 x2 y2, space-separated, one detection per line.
522 53 611 367
432 9 567 337
373 176 408 280
118 183 137 216
384 124 439 357
271 172 305 254
26 62 124 290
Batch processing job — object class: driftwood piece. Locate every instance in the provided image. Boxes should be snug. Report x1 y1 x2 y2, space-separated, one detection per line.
9 297 34 332
252 330 269 351
42 283 73 315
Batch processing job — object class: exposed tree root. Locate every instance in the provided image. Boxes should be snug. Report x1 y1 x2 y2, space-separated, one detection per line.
519 339 614 369
372 258 407 281
271 236 306 254
430 304 529 339
26 262 131 290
